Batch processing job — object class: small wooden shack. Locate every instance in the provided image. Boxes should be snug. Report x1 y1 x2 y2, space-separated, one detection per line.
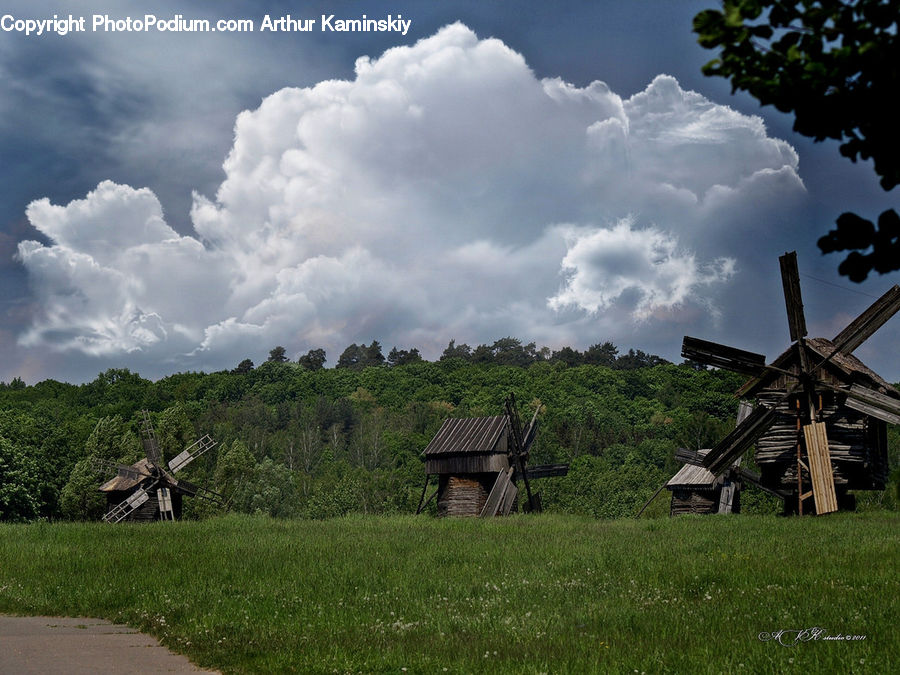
666 450 741 515
98 458 182 522
422 416 512 517
740 337 896 509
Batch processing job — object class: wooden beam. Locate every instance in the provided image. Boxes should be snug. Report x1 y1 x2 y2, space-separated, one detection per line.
480 467 515 517
780 251 807 342
703 405 778 475
845 384 900 425
515 463 569 479
681 336 766 375
832 285 900 355
803 421 838 514
735 467 788 501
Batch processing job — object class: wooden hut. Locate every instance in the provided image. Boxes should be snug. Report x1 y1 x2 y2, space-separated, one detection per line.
739 337 896 510
98 458 182 522
422 416 512 517
666 450 741 515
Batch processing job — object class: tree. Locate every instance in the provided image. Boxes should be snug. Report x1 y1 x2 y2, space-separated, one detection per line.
337 341 384 370
584 341 619 367
268 346 288 363
694 0 899 280
440 339 472 361
337 343 365 369
387 347 423 367
233 358 254 374
298 348 326 371
551 346 583 367
0 437 40 522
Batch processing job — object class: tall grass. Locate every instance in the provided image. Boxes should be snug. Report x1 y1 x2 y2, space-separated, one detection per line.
1 513 896 673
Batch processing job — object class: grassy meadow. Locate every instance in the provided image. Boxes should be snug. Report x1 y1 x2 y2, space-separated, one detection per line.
1 513 897 673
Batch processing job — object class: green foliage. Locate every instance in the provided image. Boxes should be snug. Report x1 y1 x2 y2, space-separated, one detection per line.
694 0 899 280
58 458 106 521
0 437 40 522
0 347 896 521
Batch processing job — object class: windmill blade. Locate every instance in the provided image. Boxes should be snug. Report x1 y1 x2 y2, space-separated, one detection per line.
102 483 156 523
520 405 540 455
168 434 218 473
674 447 705 467
140 410 163 466
90 457 151 481
174 478 224 503
831 285 900 355
779 251 808 342
157 487 175 520
480 467 517 517
802 421 838 515
717 480 737 514
734 467 788 501
703 405 778 475
844 384 900 425
736 400 753 425
517 463 568 479
681 336 767 376
505 394 536 511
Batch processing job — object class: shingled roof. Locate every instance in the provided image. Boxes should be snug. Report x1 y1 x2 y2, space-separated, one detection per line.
98 458 153 492
422 416 507 457
738 337 900 399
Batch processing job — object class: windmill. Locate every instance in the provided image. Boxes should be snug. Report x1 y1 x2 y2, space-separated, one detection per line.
682 251 900 515
418 394 568 517
95 410 222 522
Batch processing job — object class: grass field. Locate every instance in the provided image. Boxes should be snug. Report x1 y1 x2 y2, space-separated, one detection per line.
1 513 897 673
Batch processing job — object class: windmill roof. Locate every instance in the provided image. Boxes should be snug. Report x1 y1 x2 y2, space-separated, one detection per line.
666 450 717 489
422 415 508 456
98 458 154 492
738 338 900 399
666 450 741 489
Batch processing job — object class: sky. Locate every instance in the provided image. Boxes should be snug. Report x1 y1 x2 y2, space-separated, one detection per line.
1 0 898 385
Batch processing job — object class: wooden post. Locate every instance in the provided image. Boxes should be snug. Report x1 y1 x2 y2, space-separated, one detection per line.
796 398 803 516
416 475 430 514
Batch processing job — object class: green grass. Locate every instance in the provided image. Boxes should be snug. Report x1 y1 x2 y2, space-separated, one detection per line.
1 513 897 673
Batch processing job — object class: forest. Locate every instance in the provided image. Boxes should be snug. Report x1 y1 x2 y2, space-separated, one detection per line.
1 337 897 522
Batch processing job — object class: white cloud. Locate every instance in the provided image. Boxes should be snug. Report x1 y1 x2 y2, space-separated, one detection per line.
548 219 736 318
15 23 804 370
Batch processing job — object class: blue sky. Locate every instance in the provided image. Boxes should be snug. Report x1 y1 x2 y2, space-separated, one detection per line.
1 0 897 384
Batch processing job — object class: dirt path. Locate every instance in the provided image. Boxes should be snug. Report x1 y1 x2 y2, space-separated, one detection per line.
0 615 219 674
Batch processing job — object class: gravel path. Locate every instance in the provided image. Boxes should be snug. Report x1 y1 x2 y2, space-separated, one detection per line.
0 615 219 674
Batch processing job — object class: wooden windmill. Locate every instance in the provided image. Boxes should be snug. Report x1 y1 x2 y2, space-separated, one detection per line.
682 251 900 515
418 394 568 517
95 410 221 522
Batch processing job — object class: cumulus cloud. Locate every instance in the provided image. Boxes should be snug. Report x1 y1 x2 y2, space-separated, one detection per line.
16 23 804 371
548 219 736 318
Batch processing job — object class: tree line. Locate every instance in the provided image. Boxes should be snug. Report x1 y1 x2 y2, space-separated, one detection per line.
1 338 897 523
244 337 672 373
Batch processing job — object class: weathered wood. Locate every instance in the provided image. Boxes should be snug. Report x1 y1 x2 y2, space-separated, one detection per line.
425 453 510 475
736 400 753 425
704 405 778 475
515 463 569 479
674 447 704 466
681 336 766 376
803 422 838 514
754 389 889 492
480 468 514 517
416 474 430 514
437 475 495 517
845 384 900 425
832 284 900 355
718 481 737 514
780 251 807 342
670 489 718 515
